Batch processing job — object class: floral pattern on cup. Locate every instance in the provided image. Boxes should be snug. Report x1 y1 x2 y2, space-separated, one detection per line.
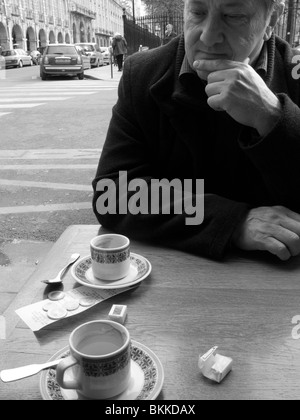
91 248 130 264
82 346 130 377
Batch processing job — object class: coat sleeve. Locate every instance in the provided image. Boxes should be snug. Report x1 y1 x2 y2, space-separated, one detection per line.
92 58 250 260
238 93 300 213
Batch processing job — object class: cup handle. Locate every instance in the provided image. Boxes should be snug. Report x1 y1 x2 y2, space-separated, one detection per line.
56 356 81 390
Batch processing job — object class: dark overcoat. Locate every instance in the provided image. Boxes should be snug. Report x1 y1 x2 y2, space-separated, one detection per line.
93 34 300 259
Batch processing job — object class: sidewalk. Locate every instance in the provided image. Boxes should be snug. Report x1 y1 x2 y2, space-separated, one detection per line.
0 63 123 330
0 238 53 329
84 63 123 82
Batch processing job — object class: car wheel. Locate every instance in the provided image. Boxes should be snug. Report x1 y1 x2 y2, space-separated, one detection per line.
18 60 23 68
78 73 84 80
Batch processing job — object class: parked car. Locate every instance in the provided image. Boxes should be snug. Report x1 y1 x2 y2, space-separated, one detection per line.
75 43 104 67
40 43 86 80
30 50 41 65
74 45 91 70
1 49 33 68
100 47 111 65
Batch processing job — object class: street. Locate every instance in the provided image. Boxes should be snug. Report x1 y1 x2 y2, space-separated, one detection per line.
0 64 120 243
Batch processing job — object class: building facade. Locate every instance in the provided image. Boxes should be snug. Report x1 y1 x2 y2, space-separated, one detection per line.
0 0 125 52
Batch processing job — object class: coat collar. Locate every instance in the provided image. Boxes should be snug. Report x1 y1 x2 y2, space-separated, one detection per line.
149 35 186 116
149 35 218 113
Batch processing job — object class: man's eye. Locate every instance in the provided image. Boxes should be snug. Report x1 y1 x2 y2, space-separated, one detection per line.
224 14 247 22
191 10 206 17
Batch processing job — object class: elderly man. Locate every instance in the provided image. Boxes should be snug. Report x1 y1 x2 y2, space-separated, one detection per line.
93 0 300 261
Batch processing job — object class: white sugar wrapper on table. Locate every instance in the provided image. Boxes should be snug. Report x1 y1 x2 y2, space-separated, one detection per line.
198 346 233 383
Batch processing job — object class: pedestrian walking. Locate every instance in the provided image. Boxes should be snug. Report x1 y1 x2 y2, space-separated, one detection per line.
112 33 127 72
162 23 177 45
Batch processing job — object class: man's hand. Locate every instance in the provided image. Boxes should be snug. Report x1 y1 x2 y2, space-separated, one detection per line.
193 59 282 136
232 206 300 261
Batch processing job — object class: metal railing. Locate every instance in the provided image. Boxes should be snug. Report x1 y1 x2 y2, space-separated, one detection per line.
123 4 300 56
274 0 300 47
123 12 184 55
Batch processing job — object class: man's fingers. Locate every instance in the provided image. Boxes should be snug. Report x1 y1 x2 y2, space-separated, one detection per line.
277 205 300 224
207 95 224 112
193 59 236 72
207 71 227 83
278 217 300 238
233 206 300 260
271 225 300 257
261 237 291 261
258 223 300 259
205 81 223 97
205 82 229 111
193 58 249 73
265 205 300 237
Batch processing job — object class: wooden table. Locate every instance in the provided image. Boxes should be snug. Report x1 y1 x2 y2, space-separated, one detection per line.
1 224 300 400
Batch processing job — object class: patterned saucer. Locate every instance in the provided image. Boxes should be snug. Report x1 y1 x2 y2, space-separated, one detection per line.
39 340 164 400
71 253 151 289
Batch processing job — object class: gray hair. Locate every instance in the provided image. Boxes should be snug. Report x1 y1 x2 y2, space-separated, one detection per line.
183 0 285 10
183 0 285 19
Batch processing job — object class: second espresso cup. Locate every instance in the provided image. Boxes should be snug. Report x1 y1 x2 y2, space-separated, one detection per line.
56 320 131 399
90 234 130 281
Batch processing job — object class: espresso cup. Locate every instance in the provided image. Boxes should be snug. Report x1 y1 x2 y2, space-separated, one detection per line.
90 234 130 281
56 320 131 399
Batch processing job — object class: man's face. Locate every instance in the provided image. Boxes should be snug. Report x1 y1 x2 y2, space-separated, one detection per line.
184 0 272 79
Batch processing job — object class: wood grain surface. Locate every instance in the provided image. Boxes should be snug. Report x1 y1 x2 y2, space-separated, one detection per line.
1 225 300 400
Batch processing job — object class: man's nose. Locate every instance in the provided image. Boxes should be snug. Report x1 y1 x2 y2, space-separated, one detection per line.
199 16 224 47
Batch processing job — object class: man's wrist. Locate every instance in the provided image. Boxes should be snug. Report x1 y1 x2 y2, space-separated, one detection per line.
255 97 282 137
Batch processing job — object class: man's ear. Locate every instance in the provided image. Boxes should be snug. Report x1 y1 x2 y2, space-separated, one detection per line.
263 26 274 41
264 2 285 40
